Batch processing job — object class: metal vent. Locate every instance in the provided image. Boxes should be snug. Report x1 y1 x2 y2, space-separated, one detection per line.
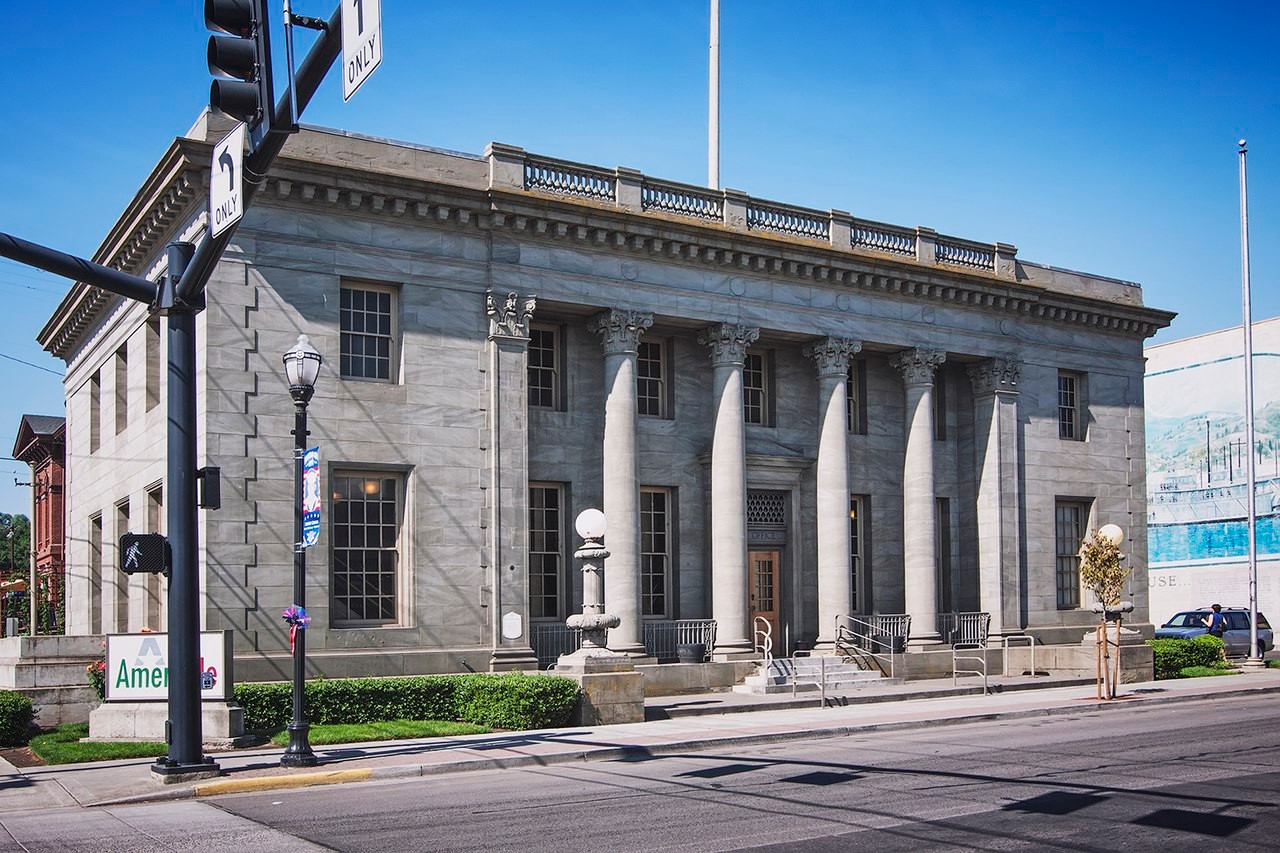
747 491 786 528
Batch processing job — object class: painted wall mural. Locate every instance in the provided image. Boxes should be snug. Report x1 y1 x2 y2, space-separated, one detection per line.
1145 317 1280 623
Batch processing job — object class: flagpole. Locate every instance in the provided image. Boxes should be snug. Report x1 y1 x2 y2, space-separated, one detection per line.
1239 139 1262 667
709 0 720 189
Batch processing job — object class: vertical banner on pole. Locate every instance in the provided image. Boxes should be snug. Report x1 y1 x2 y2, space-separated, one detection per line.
302 448 321 548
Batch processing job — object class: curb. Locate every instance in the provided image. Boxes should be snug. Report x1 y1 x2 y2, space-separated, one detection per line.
82 678 1280 807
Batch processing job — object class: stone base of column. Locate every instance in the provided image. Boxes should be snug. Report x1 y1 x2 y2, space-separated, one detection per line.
808 641 841 656
607 640 654 663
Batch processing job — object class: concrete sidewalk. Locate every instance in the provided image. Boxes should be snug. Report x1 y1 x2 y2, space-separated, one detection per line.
3 669 1277 813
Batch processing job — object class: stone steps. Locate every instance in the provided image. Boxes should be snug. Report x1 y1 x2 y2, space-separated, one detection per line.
732 656 902 695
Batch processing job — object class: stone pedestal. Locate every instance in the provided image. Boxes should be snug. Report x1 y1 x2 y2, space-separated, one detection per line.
554 650 645 724
89 701 251 746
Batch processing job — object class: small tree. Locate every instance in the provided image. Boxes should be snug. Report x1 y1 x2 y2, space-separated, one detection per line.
1079 533 1128 608
1079 528 1130 699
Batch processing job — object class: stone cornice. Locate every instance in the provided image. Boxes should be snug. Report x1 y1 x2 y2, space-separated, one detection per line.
39 138 206 360
587 309 653 354
255 151 1175 340
39 128 1177 362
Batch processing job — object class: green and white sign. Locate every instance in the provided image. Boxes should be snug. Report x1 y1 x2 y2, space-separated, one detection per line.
105 630 234 702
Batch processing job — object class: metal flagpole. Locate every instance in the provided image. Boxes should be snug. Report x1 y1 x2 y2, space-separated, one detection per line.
709 0 720 190
1239 139 1262 667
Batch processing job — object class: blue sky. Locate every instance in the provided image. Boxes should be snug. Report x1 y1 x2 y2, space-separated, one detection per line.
1 0 1277 515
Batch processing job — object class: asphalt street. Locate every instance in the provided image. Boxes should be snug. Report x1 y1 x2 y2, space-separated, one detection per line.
5 692 1271 852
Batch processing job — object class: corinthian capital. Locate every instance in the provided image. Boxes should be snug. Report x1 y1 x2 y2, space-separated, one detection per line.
890 347 946 386
967 357 1022 395
587 308 653 354
486 290 536 339
697 323 760 366
803 336 863 376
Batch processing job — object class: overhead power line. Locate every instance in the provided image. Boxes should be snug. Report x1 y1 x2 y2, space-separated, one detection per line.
0 352 63 376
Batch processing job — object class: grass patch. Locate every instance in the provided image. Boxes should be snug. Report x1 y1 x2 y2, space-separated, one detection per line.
1178 666 1238 679
267 718 489 747
1268 659 1280 669
29 723 168 766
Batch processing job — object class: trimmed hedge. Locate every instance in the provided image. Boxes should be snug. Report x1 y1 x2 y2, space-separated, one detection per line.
234 673 579 731
1148 636 1229 679
0 690 35 746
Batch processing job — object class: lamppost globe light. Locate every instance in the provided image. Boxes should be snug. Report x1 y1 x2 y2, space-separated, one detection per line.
1098 524 1124 546
282 334 322 392
575 508 607 540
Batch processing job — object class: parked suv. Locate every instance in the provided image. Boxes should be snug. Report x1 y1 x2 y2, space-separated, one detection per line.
1154 607 1273 657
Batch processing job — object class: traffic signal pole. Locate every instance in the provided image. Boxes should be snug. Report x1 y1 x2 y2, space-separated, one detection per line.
174 5 341 307
0 3 344 781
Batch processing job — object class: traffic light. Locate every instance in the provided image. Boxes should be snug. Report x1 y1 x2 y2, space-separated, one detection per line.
120 533 171 576
206 0 275 140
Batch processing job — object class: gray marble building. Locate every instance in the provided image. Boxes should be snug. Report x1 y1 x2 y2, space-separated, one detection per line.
39 112 1175 680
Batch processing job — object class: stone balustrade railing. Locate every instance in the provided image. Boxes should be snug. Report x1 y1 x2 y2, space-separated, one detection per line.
488 143 1016 279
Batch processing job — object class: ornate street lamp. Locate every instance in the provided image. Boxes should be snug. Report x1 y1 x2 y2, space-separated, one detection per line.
281 334 321 767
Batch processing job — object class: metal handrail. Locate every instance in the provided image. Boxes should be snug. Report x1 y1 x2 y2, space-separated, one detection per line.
835 614 902 678
753 616 774 669
789 655 828 706
1001 634 1038 678
952 642 989 693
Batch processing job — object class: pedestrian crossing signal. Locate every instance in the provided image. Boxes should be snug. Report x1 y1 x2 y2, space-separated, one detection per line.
119 533 171 576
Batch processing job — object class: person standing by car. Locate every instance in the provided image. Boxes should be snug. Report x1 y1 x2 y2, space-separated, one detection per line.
1203 604 1226 637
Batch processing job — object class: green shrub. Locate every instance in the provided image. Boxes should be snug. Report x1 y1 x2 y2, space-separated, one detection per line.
234 673 578 732
1148 636 1228 679
0 690 35 746
453 673 580 730
1178 666 1238 679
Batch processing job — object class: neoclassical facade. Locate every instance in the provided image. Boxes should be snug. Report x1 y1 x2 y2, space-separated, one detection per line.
39 113 1174 679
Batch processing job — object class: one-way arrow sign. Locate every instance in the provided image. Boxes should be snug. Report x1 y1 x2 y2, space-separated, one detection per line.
342 0 382 102
210 123 246 238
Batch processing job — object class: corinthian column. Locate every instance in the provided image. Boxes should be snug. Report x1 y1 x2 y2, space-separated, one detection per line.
587 308 653 656
697 322 759 658
967 357 1023 637
890 346 947 646
803 336 862 650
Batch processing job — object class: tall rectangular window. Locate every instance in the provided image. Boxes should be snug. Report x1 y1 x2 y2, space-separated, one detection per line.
145 318 161 411
743 351 771 425
114 345 128 434
850 495 866 613
936 497 952 611
528 325 560 409
933 373 947 441
1058 371 1082 440
640 488 672 618
1055 500 1087 609
114 500 130 632
637 340 668 418
89 514 103 634
846 361 868 435
332 471 402 625
528 484 564 620
89 371 101 454
340 283 397 381
146 485 164 629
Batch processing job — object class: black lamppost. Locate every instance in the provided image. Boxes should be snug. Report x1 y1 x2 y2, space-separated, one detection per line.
281 334 321 767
